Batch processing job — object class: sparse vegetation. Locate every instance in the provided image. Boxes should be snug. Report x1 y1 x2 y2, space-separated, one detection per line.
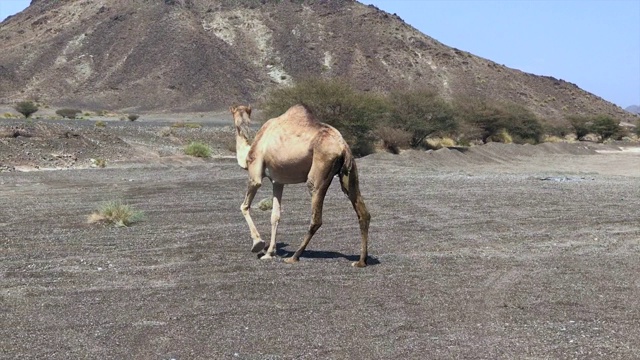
567 115 592 140
375 126 412 154
88 200 144 227
56 108 81 119
567 114 622 142
128 114 139 121
95 120 106 128
386 90 458 148
590 115 620 141
425 136 457 149
257 198 273 211
15 101 39 118
490 129 513 144
453 98 543 144
172 122 202 128
91 158 107 168
184 141 211 158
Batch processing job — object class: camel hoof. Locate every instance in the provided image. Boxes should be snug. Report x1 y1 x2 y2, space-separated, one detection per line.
351 261 367 268
260 253 276 260
251 240 266 253
284 257 299 264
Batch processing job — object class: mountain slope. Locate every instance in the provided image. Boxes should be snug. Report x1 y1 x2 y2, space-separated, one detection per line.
0 0 635 124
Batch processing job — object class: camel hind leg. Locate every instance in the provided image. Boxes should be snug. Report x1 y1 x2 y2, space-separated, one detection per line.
284 156 337 264
284 180 330 264
340 163 370 267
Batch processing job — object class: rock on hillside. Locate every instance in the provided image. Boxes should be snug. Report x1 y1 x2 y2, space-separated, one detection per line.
0 0 635 124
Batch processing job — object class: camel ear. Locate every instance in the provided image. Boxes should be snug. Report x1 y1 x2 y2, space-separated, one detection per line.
246 105 252 115
229 106 236 114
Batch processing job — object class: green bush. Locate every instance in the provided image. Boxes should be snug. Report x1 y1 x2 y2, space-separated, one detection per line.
567 114 621 142
56 108 81 119
128 114 139 121
566 115 592 140
386 90 458 147
184 141 212 158
590 115 620 141
261 78 388 157
453 98 542 144
14 101 39 118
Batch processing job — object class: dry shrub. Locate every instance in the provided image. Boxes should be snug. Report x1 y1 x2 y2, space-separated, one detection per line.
88 201 144 227
489 129 513 144
425 137 457 149
257 198 273 211
543 135 567 143
184 141 211 158
375 126 412 154
172 122 202 129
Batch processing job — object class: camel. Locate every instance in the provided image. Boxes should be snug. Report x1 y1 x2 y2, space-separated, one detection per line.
229 104 371 267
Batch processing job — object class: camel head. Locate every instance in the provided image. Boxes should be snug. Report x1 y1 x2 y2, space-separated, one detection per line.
230 105 252 128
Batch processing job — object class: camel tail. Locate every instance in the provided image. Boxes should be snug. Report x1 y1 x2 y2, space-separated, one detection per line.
338 147 371 267
338 147 358 196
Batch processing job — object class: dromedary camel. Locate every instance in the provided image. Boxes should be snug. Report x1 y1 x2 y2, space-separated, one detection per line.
229 104 371 267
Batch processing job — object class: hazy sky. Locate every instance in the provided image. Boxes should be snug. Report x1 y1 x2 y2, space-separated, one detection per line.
1 0 639 108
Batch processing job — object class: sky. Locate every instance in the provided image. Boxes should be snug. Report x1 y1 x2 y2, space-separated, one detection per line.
1 0 639 108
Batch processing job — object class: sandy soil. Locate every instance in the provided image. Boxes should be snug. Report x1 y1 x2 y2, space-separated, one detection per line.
1 119 640 359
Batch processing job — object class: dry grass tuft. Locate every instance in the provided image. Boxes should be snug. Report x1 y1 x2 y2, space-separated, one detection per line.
257 198 273 211
425 137 457 149
88 200 144 227
184 141 212 158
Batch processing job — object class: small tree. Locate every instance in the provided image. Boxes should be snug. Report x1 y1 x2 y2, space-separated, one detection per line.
454 98 542 144
387 90 458 148
128 114 139 121
14 101 39 118
566 115 592 140
590 115 620 141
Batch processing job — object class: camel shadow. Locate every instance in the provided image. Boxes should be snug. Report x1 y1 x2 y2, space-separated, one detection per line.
262 242 380 265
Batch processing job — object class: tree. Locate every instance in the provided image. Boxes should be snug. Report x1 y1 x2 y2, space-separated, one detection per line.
14 101 39 118
566 115 592 140
590 115 620 141
387 90 458 147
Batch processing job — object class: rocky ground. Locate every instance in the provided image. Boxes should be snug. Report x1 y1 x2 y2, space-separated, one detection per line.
1 117 640 359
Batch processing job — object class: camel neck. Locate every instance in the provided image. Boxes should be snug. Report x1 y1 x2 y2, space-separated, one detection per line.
235 125 251 169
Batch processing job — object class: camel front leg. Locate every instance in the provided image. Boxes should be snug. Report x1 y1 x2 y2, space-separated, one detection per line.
241 178 265 253
262 182 283 259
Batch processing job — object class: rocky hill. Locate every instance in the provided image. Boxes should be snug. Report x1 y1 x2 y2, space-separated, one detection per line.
0 0 636 124
626 105 640 115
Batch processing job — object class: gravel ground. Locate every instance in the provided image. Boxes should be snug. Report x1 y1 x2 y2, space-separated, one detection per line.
1 124 639 359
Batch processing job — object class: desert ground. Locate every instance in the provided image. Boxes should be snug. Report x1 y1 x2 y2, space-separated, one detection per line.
1 116 640 359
